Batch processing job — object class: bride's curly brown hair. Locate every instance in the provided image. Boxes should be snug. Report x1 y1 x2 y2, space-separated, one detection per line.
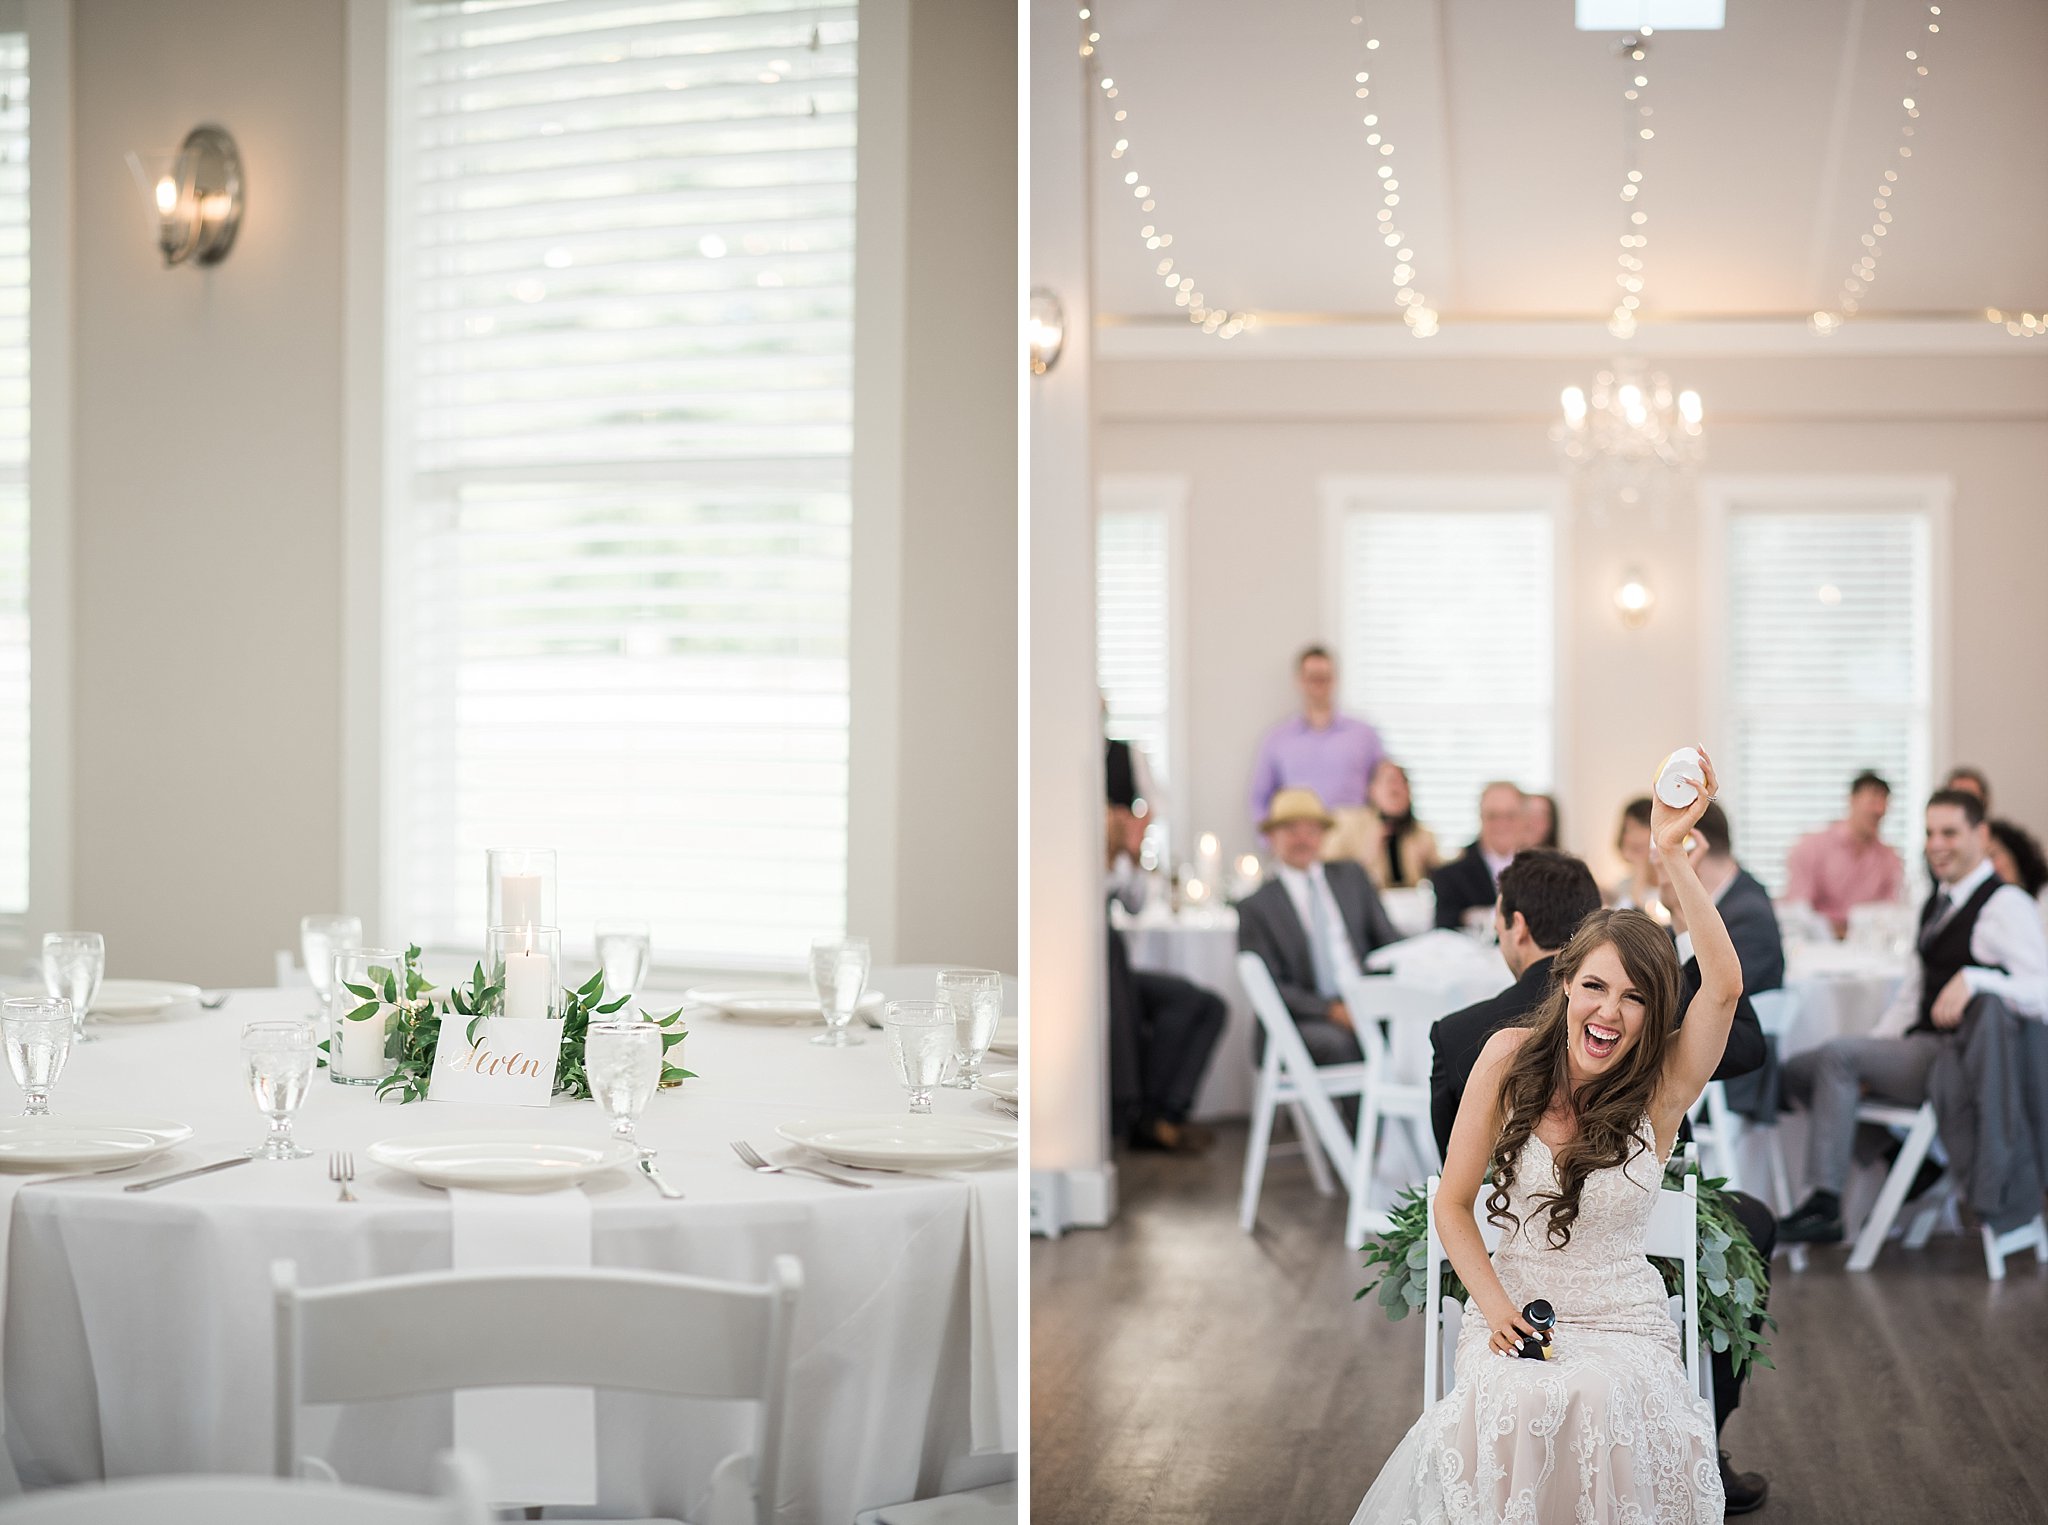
1485 909 1681 1249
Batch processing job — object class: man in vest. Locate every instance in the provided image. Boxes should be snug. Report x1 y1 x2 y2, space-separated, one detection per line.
1780 787 2048 1243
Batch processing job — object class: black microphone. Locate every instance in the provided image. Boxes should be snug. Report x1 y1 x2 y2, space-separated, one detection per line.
1515 1299 1556 1360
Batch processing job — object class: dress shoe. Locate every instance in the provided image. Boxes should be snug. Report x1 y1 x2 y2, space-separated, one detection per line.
1778 1192 1844 1244
1719 1452 1769 1515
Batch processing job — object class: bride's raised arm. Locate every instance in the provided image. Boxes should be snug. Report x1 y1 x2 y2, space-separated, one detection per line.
1651 746 1742 1133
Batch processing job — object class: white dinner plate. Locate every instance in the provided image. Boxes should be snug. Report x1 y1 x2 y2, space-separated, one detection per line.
3 980 202 1020
366 1133 637 1193
976 1071 1019 1103
776 1115 1017 1171
0 1114 194 1171
986 1016 1020 1057
686 988 887 1026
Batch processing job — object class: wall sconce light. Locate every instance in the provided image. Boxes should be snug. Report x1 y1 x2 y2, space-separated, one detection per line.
1613 566 1656 628
125 126 243 267
1028 287 1065 375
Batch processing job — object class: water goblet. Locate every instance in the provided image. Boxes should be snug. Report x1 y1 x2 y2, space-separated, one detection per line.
809 936 870 1048
586 1020 663 1148
595 920 651 1001
243 1020 316 1160
884 1001 955 1115
40 932 104 1045
937 969 1002 1089
300 914 362 1018
1 997 73 1116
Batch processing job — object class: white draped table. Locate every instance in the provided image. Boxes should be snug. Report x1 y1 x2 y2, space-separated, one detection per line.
1 987 1018 1523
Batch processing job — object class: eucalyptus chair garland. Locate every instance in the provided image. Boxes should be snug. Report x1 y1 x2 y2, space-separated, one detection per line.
1357 1157 1775 1379
317 945 695 1104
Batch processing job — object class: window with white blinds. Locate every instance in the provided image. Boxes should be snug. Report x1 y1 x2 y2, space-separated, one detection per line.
388 0 857 968
1096 477 1180 851
0 30 27 924
1332 497 1555 852
1723 503 1932 895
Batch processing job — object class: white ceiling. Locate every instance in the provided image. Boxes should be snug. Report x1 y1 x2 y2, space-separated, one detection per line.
1084 0 2048 324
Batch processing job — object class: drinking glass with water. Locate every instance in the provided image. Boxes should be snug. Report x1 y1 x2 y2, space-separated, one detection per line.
40 932 104 1046
595 921 651 1001
936 969 1003 1089
586 1020 662 1148
885 1001 955 1115
1 996 73 1117
810 936 871 1048
300 914 362 1020
243 1020 316 1160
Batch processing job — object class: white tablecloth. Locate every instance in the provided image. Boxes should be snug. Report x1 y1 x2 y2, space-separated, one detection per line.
1781 943 1907 1059
1 988 1017 1523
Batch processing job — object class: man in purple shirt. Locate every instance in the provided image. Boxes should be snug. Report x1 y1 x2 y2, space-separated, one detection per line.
1247 646 1386 834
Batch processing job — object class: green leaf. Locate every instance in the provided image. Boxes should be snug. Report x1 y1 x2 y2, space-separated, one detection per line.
343 981 378 1001
578 970 605 998
1710 1326 1730 1353
596 996 630 1014
344 1001 380 1023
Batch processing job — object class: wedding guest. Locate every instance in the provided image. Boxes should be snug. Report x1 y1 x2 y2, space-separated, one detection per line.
1236 787 1399 1068
1328 759 1441 888
1780 789 2048 1243
1988 819 2048 900
1428 781 1523 930
1246 646 1385 836
1424 842 1775 1513
1521 793 1561 851
1608 796 1657 912
1782 771 1904 938
1105 803 1225 1153
1945 765 1991 809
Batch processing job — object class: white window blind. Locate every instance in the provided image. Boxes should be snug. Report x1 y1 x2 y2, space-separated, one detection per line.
1334 502 1554 851
1724 507 1930 895
390 0 857 968
0 29 27 924
1096 487 1174 828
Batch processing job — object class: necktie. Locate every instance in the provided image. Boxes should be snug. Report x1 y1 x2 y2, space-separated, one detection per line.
1307 872 1342 999
1920 891 1954 950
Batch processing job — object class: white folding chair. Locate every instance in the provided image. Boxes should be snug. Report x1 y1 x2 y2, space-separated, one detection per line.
1338 973 1443 1249
1236 952 1362 1232
1845 1102 2048 1279
1743 988 1802 1217
1684 1081 1743 1194
0 1453 488 1525
273 1259 802 1525
1421 1164 1705 1412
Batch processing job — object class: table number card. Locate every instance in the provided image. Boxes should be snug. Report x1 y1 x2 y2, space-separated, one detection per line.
427 1017 563 1107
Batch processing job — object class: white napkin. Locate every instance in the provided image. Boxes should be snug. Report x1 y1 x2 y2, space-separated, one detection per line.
967 1174 1018 1455
447 1186 597 1507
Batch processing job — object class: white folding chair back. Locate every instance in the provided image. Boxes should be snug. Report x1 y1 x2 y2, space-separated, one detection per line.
1422 1163 1701 1410
1744 987 1802 1219
1845 1101 2048 1279
1338 973 1444 1248
0 1452 489 1525
1235 952 1362 1232
274 1259 802 1525
1685 1081 1743 1193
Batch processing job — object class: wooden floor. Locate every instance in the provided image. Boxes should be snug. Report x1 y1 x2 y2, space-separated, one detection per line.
1031 1123 2048 1524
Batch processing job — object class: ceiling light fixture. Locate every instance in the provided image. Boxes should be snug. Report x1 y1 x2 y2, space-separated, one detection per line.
1345 14 1437 337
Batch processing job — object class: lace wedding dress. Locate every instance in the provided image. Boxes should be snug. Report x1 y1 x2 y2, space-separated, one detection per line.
1351 1119 1723 1525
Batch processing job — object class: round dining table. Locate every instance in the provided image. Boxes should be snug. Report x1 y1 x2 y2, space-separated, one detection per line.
0 985 1018 1523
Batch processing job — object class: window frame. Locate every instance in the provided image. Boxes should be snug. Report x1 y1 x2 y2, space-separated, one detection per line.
1095 471 1187 860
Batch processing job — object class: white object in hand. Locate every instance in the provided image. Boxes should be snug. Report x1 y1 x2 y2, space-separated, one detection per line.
499 873 544 930
335 1002 391 1079
1653 747 1705 809
504 948 552 1020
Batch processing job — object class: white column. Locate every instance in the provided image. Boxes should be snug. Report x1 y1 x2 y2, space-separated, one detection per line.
1028 0 1114 1233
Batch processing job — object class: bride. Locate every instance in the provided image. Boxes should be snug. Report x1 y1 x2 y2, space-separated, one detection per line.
1352 749 1738 1524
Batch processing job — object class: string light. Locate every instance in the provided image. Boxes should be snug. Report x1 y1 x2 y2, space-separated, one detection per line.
1082 6 1252 339
1606 33 1656 340
1813 6 1952 335
1348 18 1437 337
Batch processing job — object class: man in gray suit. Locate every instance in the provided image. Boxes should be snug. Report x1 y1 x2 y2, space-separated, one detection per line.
1237 787 1402 1066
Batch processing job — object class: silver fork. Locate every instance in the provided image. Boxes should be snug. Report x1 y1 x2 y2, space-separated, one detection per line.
329 1150 357 1203
728 1140 870 1190
198 991 231 1010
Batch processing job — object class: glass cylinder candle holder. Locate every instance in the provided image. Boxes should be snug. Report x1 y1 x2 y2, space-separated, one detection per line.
487 926 563 1021
329 947 407 1086
486 848 557 933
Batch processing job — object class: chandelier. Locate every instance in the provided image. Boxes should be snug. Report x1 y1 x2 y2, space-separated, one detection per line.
1550 364 1704 516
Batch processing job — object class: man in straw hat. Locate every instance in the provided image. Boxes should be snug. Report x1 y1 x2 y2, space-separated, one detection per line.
1237 787 1402 1067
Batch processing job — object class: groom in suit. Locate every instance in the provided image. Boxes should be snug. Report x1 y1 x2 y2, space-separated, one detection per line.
1236 787 1401 1067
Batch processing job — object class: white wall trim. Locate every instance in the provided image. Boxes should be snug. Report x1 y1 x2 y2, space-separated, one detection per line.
846 0 908 963
23 0 71 946
1097 316 2039 362
1096 471 1189 843
1030 1164 1119 1238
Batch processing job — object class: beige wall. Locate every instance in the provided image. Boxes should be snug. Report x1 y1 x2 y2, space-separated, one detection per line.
72 0 346 985
1096 350 2048 889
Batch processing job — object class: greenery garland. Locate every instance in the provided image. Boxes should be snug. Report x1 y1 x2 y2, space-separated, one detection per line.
1356 1158 1775 1379
317 945 694 1104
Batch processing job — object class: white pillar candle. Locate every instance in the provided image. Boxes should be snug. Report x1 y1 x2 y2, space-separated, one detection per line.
499 873 544 930
504 948 552 1021
336 1005 390 1079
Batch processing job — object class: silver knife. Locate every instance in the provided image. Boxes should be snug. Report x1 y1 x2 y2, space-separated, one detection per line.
124 1157 253 1192
636 1154 684 1200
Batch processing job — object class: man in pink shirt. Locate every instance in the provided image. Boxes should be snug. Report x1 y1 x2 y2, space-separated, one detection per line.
1783 771 1905 937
